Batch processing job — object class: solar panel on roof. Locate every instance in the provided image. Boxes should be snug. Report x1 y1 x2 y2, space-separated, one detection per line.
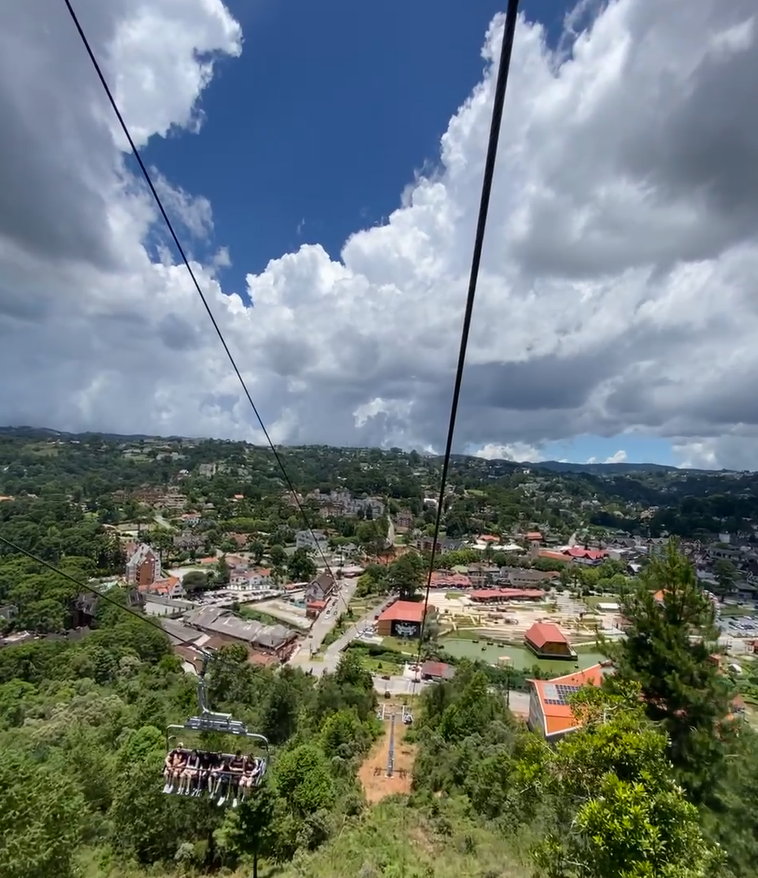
542 683 581 706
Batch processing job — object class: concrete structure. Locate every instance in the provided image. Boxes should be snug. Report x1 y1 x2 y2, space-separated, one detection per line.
376 600 426 638
295 529 329 554
125 543 161 587
524 622 576 660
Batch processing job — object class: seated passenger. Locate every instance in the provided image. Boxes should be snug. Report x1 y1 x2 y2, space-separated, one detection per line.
178 749 201 796
194 751 212 796
209 753 228 801
228 750 245 807
238 756 258 800
163 744 187 793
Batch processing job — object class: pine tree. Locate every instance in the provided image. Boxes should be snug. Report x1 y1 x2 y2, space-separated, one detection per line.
607 539 734 805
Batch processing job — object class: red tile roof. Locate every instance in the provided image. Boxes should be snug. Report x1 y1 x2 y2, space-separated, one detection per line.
566 547 607 560
538 550 572 563
469 588 545 601
526 531 543 541
525 621 568 648
378 600 426 624
421 660 454 679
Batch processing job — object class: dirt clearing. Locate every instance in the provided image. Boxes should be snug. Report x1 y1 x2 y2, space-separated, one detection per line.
359 711 416 803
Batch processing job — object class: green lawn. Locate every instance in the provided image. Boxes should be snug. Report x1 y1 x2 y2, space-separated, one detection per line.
381 636 419 655
362 656 404 676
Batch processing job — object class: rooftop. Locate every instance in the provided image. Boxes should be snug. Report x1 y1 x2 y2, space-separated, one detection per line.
184 606 296 650
377 600 426 624
525 621 569 648
469 588 545 601
531 663 612 737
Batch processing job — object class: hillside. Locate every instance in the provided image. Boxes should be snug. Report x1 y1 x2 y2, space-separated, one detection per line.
78 800 525 878
0 425 732 476
533 459 690 475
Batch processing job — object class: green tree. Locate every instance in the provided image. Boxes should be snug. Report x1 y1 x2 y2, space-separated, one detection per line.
182 569 209 593
0 750 85 878
275 744 336 817
232 784 276 878
250 540 265 564
714 558 737 601
288 547 317 583
269 544 287 568
530 684 721 878
606 539 733 805
387 551 425 600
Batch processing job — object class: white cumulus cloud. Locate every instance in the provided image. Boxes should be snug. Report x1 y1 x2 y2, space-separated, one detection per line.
1 0 758 469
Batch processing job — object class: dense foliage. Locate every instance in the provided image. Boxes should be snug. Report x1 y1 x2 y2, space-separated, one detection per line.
2 430 758 877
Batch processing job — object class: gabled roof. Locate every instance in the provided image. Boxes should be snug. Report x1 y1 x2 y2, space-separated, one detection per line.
525 621 568 648
531 663 611 737
378 600 426 624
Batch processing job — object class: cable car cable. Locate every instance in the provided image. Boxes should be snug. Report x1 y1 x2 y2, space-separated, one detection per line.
60 0 348 616
411 0 521 676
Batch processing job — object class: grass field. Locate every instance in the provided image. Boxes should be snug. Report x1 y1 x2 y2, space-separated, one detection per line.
361 655 404 675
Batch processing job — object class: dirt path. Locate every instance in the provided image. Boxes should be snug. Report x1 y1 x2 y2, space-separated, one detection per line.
359 710 416 803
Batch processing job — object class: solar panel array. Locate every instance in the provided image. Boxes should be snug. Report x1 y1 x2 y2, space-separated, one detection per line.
543 683 582 706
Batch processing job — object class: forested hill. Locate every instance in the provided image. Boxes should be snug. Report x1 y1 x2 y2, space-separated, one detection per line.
534 459 695 475
0 426 731 477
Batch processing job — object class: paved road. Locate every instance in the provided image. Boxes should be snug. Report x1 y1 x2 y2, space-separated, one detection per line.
287 578 366 668
290 594 397 674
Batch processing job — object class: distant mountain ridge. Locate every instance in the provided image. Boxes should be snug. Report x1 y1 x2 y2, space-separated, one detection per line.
0 425 732 474
532 459 687 475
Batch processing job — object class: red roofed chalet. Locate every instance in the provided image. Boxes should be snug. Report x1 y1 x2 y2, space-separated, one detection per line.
524 621 576 660
376 600 426 639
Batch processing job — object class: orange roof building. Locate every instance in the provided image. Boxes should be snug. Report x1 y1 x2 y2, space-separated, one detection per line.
528 663 611 741
376 600 426 638
524 621 576 660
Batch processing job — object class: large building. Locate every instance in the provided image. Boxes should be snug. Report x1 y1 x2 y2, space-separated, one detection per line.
376 600 426 638
524 621 576 660
469 588 545 603
184 606 297 659
528 663 612 742
125 542 161 587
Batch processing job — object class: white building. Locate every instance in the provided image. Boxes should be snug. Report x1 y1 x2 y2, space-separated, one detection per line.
295 530 329 554
229 567 273 592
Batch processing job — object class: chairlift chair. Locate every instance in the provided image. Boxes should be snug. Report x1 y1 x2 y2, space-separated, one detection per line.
162 649 269 808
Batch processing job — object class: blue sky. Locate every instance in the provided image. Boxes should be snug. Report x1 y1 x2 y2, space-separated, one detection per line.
142 0 566 295
137 0 685 468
